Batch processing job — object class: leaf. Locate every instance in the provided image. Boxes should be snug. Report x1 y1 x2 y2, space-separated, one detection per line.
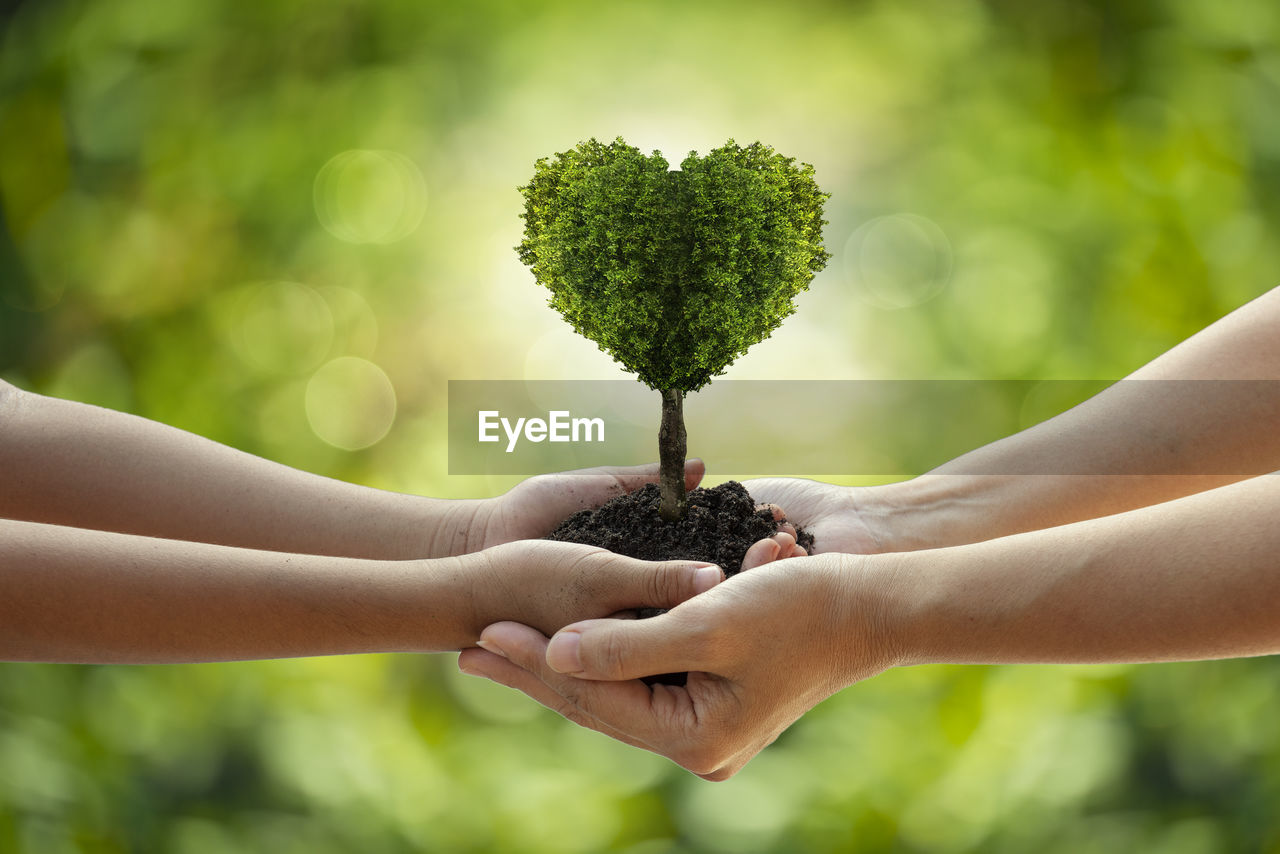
517 138 831 391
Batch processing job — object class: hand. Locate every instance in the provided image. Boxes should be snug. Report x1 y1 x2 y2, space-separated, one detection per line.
459 551 898 779
462 538 722 641
743 478 884 554
463 460 708 552
465 524 802 641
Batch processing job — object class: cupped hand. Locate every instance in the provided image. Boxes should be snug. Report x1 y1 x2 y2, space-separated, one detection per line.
464 539 718 640
459 551 899 780
466 460 707 552
743 478 885 554
466 525 802 643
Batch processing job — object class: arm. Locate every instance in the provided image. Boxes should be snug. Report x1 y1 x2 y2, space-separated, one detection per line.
748 285 1280 553
0 380 705 558
892 469 1280 666
461 473 1280 778
0 518 725 663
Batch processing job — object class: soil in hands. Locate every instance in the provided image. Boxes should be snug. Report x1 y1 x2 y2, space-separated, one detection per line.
545 480 814 686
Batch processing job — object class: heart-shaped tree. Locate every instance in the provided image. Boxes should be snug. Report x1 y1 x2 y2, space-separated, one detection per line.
517 138 830 520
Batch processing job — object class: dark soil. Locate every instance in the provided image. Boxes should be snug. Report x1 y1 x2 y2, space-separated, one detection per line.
546 480 814 686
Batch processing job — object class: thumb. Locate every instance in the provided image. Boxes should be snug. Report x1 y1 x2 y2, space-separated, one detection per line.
547 611 715 681
566 458 706 497
608 457 705 494
612 557 723 612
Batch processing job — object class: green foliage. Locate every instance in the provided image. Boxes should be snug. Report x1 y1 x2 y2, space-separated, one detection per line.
3 0 1280 850
517 137 830 391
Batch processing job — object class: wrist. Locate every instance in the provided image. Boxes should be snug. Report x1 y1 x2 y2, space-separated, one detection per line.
873 539 1013 668
438 550 501 647
380 552 485 651
866 474 1015 552
323 552 488 654
824 552 916 685
452 545 502 638
419 498 492 558
447 542 562 641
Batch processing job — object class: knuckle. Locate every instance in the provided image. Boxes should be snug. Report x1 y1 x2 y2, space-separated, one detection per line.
677 743 729 777
559 547 609 598
593 629 633 677
642 563 677 607
550 696 590 728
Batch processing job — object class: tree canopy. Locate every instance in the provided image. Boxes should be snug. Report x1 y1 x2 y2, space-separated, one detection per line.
517 138 830 392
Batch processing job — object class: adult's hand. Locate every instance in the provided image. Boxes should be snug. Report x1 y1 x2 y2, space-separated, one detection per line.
459 551 895 780
742 478 885 554
751 287 1280 555
466 473 1280 781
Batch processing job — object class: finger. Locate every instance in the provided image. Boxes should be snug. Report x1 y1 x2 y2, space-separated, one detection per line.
763 533 797 567
540 612 718 682
481 624 759 778
791 544 808 558
695 734 775 781
478 621 690 745
757 503 786 523
457 649 652 750
606 608 641 620
665 670 771 780
758 504 801 547
774 533 797 559
683 458 706 492
558 458 705 496
608 557 724 611
740 537 781 571
680 700 797 782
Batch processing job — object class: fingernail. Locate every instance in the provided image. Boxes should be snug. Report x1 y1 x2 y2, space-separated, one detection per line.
546 630 583 674
693 565 723 594
476 639 507 659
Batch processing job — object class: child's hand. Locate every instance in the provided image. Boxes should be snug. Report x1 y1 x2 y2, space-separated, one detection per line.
462 526 801 642
468 460 707 551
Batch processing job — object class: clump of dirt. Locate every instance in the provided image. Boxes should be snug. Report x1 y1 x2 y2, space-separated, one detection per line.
546 480 813 686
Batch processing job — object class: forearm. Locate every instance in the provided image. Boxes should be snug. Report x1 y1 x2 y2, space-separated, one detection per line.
880 473 1280 667
871 471 1246 552
0 518 482 663
872 286 1280 549
0 384 483 559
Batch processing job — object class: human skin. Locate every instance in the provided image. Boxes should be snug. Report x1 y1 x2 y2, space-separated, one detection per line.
0 379 711 559
0 524 731 663
0 382 814 662
461 471 1280 780
460 286 1280 779
746 285 1280 555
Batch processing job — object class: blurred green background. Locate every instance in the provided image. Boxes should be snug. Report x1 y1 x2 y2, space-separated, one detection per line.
2 0 1280 851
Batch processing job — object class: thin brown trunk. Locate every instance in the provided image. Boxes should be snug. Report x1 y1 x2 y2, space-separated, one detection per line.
658 388 686 522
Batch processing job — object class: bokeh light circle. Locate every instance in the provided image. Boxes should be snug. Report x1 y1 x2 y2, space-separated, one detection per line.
944 227 1054 374
305 357 397 450
316 285 380 358
230 281 334 376
844 213 953 309
313 149 427 244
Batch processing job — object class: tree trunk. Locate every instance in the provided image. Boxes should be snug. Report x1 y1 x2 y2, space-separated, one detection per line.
658 388 687 522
